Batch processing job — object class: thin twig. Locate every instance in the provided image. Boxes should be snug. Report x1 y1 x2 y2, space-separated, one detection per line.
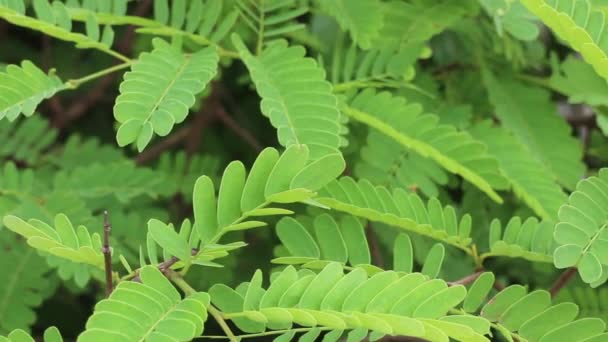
102 211 113 297
549 268 577 298
41 35 66 117
134 126 191 165
448 270 485 286
214 105 263 153
166 270 238 342
53 0 151 128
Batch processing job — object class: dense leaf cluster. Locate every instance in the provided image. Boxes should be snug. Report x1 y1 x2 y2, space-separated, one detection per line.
1 0 608 341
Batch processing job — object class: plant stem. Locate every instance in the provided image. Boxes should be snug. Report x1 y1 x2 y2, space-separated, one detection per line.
208 305 238 342
549 268 577 297
166 271 238 342
198 327 333 340
102 210 113 297
448 270 485 286
66 62 132 89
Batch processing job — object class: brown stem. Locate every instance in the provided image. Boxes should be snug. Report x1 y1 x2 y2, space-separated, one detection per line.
134 126 191 165
116 0 152 55
214 105 263 153
493 279 506 292
448 270 485 286
549 268 577 298
185 105 214 156
102 210 113 297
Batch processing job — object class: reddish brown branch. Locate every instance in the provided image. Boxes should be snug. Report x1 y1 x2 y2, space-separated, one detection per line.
134 126 192 165
493 279 506 292
102 211 113 297
550 268 577 298
448 270 485 286
214 105 263 153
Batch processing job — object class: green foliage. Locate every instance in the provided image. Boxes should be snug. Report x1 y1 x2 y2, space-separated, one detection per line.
470 121 567 220
481 286 608 341
80 266 209 341
0 61 64 121
1 0 608 340
345 89 507 202
0 327 62 342
315 177 474 252
3 214 104 269
520 0 608 80
0 234 54 334
114 38 218 151
486 216 555 263
319 0 383 49
0 116 57 165
236 0 308 51
553 169 608 286
483 70 585 190
210 262 485 341
232 35 346 162
0 0 124 60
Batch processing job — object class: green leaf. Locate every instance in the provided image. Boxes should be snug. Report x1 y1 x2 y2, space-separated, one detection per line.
421 244 445 279
265 145 309 196
276 217 320 259
193 176 218 243
482 70 584 190
290 153 346 191
241 148 279 212
470 121 567 220
345 90 506 202
0 60 64 121
217 161 246 228
320 0 383 49
499 290 551 331
518 303 579 341
340 216 370 266
147 218 190 261
114 39 218 150
79 266 209 341
553 168 608 286
521 0 608 81
314 215 347 263
463 272 495 313
232 35 345 161
393 234 413 273
3 214 103 268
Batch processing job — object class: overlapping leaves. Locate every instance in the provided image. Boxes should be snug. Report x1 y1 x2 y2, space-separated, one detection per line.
232 35 346 162
114 38 218 151
79 266 210 341
314 176 474 252
521 0 608 80
2 214 104 269
210 263 486 341
0 61 64 121
553 168 608 286
0 0 122 59
480 285 608 341
345 89 507 202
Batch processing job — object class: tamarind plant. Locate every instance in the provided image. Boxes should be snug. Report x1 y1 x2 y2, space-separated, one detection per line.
2 0 608 340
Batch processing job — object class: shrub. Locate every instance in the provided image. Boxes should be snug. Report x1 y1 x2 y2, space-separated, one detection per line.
1 0 608 341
